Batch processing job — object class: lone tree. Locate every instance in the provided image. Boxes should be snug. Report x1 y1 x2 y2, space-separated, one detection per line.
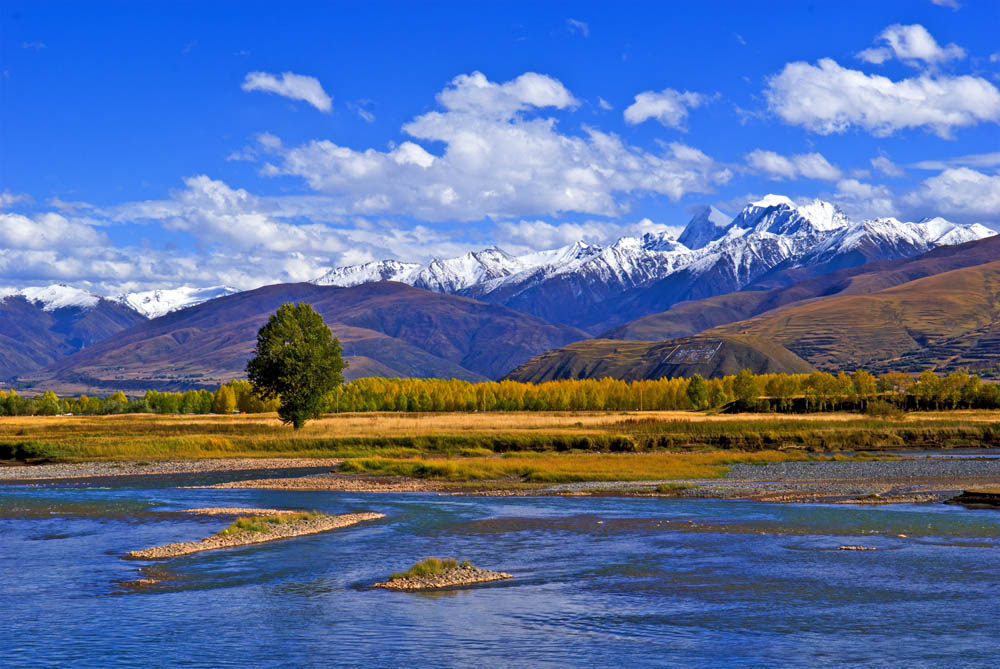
246 302 345 429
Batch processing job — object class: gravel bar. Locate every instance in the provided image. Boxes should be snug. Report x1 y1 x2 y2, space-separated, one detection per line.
125 512 385 559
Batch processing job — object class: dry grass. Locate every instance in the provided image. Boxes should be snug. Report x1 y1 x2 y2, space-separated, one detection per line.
2 410 997 461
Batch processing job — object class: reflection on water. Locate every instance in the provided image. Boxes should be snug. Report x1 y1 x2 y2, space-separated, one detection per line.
1 483 999 667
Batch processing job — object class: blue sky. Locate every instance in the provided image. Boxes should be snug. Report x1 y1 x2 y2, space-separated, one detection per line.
2 0 999 294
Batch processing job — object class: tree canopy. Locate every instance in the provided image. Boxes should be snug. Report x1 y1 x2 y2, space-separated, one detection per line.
246 302 345 429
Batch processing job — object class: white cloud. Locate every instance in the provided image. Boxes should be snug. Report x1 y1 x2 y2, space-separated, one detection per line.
871 155 905 177
263 71 730 221
833 179 897 218
241 71 332 112
598 97 613 110
567 18 589 37
435 71 578 117
498 220 616 250
0 212 107 250
746 150 842 181
904 167 1000 221
623 88 703 129
911 151 1000 170
765 58 1000 138
858 24 964 66
991 52 1000 64
930 0 961 9
21 41 46 50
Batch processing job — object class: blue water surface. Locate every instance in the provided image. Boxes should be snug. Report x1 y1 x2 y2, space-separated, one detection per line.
1 483 998 668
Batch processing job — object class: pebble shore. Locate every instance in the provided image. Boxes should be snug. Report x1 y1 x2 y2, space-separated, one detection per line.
125 511 385 559
374 565 513 590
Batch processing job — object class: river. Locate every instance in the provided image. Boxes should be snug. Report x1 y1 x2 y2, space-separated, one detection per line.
1 481 998 667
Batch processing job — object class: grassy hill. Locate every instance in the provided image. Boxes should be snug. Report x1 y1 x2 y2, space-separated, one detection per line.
503 334 814 382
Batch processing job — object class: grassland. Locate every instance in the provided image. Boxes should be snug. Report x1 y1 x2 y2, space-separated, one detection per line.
2 410 997 462
2 410 999 487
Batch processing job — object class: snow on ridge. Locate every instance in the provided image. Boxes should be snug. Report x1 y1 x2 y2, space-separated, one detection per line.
0 284 102 311
308 194 995 308
117 285 238 319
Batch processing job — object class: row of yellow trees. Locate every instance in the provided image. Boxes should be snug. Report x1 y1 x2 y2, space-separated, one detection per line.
2 368 995 416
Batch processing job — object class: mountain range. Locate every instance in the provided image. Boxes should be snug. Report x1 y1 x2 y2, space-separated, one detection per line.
314 195 994 331
2 194 996 391
508 235 1000 382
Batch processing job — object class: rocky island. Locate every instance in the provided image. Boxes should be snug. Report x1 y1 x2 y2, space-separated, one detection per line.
374 558 513 590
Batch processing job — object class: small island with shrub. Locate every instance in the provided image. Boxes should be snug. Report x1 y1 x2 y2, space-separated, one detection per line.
374 557 513 590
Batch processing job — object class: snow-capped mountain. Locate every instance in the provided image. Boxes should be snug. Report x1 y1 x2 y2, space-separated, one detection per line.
116 285 239 319
0 284 102 311
312 195 996 331
0 284 148 379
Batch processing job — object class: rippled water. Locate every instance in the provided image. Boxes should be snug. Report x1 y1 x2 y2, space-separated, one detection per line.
1 482 998 667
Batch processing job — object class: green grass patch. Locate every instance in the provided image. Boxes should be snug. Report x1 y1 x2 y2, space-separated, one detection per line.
216 512 320 537
391 557 472 580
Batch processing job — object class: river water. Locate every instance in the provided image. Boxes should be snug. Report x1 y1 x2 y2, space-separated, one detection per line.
1 481 998 667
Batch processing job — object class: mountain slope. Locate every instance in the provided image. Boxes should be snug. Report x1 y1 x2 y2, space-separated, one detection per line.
0 287 148 379
19 282 586 393
604 235 1000 342
706 260 1000 373
504 334 815 382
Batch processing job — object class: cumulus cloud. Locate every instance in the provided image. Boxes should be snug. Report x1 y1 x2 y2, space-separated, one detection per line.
0 212 107 250
241 71 332 112
623 88 703 129
871 155 905 177
746 150 842 181
833 179 898 218
904 167 1000 221
263 71 730 221
765 58 1000 137
857 24 965 66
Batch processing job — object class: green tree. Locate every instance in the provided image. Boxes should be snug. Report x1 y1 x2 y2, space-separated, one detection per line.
686 375 709 410
246 302 346 429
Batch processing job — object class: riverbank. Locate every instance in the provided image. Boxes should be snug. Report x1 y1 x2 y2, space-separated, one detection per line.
125 511 385 559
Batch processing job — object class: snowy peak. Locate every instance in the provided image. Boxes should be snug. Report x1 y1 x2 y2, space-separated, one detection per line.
677 205 732 250
117 285 238 319
0 284 102 311
729 195 849 238
314 259 421 287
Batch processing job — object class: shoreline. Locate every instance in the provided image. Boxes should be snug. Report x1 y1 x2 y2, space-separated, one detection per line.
6 456 1000 505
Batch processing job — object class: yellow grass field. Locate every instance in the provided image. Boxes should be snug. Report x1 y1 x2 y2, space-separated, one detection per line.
1 410 998 462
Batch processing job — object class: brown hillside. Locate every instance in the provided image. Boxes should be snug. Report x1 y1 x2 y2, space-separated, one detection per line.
19 282 586 393
708 261 1000 371
604 235 1000 341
